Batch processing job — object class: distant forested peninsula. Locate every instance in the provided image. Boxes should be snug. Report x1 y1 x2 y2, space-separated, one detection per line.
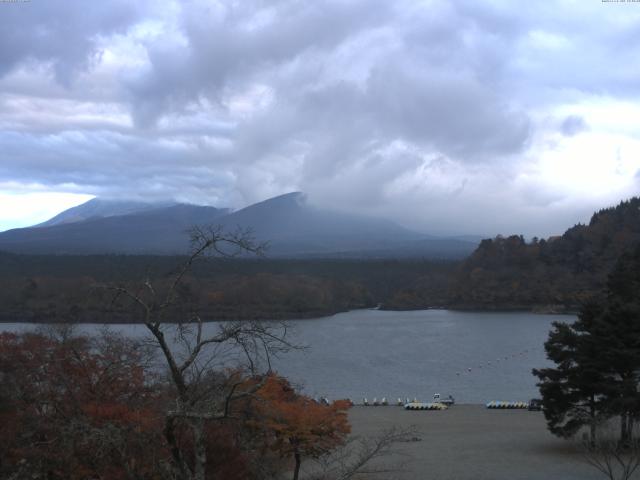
1 197 639 322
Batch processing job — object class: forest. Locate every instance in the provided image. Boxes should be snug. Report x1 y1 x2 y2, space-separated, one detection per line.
1 197 639 322
0 253 454 323
449 197 640 311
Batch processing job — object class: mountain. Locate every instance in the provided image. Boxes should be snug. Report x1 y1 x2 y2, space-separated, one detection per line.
0 204 229 255
216 192 424 255
0 192 478 258
36 198 177 227
212 192 479 258
446 197 640 310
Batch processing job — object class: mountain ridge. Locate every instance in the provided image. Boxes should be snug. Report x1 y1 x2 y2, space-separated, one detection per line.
0 192 478 258
36 198 179 227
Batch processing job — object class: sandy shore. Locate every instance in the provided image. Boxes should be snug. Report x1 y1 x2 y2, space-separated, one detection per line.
344 405 612 480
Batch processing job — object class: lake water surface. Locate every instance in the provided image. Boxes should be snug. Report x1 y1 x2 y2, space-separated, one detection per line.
1 309 572 404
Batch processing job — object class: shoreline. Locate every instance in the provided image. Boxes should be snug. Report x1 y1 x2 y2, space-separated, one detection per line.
0 306 577 324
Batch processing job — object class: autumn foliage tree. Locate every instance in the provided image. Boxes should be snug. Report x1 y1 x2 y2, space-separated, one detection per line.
0 330 354 480
249 375 351 480
0 330 162 480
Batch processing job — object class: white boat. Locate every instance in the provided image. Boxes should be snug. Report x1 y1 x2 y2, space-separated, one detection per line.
433 393 455 406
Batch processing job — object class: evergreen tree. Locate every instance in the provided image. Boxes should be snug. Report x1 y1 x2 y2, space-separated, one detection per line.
534 245 640 444
533 304 608 443
592 246 640 443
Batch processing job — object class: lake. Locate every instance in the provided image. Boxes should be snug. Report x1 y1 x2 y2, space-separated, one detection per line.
0 309 571 404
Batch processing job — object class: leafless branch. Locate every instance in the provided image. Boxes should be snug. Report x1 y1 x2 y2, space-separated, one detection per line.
92 225 297 480
581 431 640 480
308 426 420 480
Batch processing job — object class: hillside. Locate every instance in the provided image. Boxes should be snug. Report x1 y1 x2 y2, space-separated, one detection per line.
0 204 229 255
36 198 177 227
445 197 640 310
0 192 478 258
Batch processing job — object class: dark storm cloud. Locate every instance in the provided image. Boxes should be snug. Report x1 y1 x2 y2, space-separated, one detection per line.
0 0 145 84
124 0 530 156
125 0 393 126
561 115 588 137
1 0 639 236
364 62 530 158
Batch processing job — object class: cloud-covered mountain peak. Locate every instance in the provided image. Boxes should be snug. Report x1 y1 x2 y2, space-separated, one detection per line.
0 192 478 258
37 198 179 228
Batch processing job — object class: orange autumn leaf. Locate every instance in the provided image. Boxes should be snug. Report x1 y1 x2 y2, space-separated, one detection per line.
250 374 351 459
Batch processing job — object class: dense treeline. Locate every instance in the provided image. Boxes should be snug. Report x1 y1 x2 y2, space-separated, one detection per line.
2 197 639 320
448 197 640 311
0 254 455 322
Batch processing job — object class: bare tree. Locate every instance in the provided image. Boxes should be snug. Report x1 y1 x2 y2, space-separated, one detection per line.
105 226 297 480
581 429 640 480
307 426 420 480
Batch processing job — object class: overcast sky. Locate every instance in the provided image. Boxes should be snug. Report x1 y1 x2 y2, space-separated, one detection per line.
1 0 639 236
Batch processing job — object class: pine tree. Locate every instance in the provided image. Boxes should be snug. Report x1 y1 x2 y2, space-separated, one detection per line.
534 245 640 444
592 246 640 444
533 305 608 443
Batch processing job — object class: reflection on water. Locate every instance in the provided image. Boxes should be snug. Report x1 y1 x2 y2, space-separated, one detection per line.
1 309 572 404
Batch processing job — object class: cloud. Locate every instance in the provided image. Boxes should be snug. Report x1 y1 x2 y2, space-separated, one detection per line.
0 190 93 231
0 0 146 85
125 0 392 127
0 0 639 236
561 115 588 136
